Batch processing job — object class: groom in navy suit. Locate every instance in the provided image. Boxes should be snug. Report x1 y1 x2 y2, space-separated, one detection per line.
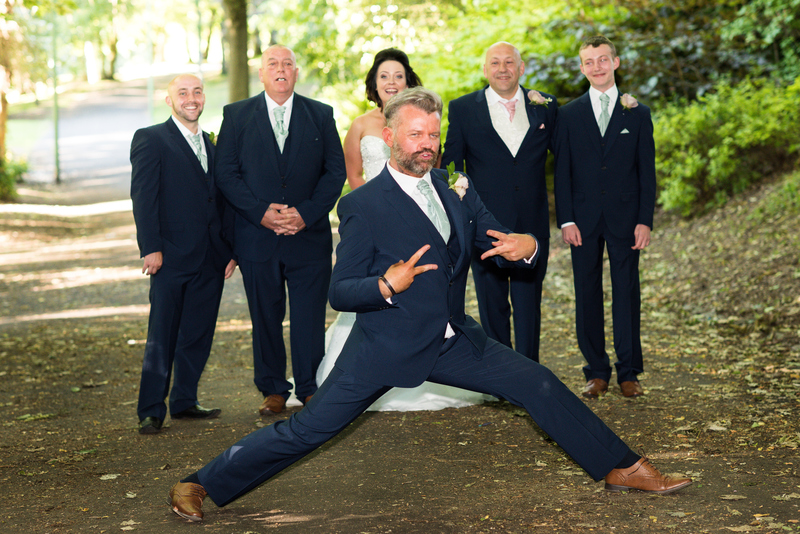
214 45 346 416
443 42 556 363
554 36 657 399
130 74 236 434
167 87 689 522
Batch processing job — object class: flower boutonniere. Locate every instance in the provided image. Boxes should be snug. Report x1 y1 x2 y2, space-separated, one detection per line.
527 90 552 108
620 93 638 111
208 132 217 145
446 161 469 201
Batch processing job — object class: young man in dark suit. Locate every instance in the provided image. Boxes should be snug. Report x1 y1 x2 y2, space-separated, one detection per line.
130 74 236 434
554 36 657 398
167 87 689 522
443 42 557 363
213 45 346 416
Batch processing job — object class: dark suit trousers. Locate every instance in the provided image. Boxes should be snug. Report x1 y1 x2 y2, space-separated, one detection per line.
238 247 330 400
197 332 630 507
137 252 224 420
471 238 549 362
570 218 644 384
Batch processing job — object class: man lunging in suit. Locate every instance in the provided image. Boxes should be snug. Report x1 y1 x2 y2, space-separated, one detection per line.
167 87 689 522
554 36 657 399
131 74 236 435
443 42 557 362
214 45 346 416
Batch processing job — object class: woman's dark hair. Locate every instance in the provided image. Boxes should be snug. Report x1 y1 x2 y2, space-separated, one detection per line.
365 48 422 108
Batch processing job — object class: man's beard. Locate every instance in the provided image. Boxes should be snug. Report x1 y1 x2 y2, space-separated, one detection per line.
393 144 438 177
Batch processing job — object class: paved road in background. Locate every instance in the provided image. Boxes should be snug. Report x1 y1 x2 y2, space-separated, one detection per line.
9 77 169 206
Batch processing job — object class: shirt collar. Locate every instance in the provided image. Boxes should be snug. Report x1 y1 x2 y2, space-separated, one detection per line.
264 92 294 113
589 85 618 106
171 115 202 138
386 161 433 197
485 85 524 106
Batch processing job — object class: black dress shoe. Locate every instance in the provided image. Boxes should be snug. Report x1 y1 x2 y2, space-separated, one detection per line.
139 416 163 434
171 405 221 420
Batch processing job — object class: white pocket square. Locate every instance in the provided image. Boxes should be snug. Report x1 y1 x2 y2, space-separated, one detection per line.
538 123 546 130
620 128 630 134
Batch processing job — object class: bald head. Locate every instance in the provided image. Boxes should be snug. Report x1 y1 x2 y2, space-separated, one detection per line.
165 74 205 132
483 42 525 99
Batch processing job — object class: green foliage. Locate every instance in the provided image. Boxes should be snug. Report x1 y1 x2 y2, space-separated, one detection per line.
654 78 800 216
721 0 800 81
525 0 765 103
0 153 28 202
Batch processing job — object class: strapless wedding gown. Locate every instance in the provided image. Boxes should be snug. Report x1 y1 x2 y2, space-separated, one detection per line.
316 136 494 411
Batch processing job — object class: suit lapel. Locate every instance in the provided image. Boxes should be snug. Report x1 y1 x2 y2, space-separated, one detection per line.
602 96 624 155
577 92 604 158
519 85 546 151
203 132 214 181
379 172 450 269
165 119 208 183
474 88 515 158
432 172 466 275
253 93 283 176
282 95 307 177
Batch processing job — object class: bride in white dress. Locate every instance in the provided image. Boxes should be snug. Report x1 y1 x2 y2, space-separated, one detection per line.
317 48 493 411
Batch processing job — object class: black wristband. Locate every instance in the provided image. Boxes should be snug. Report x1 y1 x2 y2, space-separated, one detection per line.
379 275 396 296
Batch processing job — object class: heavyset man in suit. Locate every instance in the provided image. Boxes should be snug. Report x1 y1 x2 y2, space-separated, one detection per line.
554 36 657 399
213 45 346 416
130 74 236 435
167 87 690 522
443 42 556 363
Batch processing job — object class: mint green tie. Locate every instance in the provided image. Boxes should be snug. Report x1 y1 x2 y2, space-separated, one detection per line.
598 93 610 136
273 106 288 152
189 134 207 172
416 179 451 241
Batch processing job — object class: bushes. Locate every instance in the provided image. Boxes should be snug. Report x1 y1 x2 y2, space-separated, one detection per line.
0 153 28 202
654 78 800 217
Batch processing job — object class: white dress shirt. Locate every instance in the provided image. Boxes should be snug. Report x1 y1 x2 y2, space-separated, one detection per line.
171 115 206 160
485 85 529 157
264 92 295 131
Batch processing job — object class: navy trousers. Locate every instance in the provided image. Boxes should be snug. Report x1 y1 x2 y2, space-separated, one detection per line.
197 333 631 507
137 253 224 420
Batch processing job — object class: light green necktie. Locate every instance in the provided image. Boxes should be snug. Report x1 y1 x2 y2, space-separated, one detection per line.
189 134 207 172
416 179 451 241
273 106 288 152
598 93 610 136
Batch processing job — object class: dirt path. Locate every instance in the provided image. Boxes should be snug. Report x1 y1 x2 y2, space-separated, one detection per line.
0 200 798 534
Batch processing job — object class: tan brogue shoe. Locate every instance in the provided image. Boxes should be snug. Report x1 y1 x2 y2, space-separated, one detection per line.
621 381 644 397
259 394 286 416
581 378 609 399
169 482 207 522
605 457 692 494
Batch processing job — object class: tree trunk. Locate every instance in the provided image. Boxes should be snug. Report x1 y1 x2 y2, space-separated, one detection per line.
222 0 249 103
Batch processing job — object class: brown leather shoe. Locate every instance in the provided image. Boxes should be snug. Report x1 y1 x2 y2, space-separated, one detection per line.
620 381 644 397
605 457 692 494
303 395 313 405
169 482 207 522
581 378 609 398
259 394 286 415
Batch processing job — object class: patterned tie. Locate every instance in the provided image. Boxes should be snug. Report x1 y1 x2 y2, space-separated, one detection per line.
416 179 451 241
598 93 610 136
273 106 288 152
189 134 207 172
500 99 518 122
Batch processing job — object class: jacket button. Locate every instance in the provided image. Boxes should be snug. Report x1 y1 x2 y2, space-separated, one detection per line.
601 166 607 170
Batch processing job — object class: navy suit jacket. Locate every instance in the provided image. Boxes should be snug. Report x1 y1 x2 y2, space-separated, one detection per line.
328 167 538 388
130 118 233 272
443 85 557 238
553 91 656 238
214 92 346 262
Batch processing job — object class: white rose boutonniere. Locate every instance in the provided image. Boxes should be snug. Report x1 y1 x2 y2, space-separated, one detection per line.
527 90 552 108
446 161 469 201
620 93 638 110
